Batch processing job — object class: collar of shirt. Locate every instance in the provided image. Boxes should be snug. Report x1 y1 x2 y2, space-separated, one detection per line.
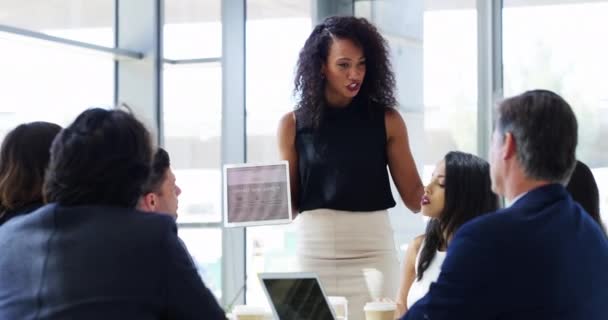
505 191 528 208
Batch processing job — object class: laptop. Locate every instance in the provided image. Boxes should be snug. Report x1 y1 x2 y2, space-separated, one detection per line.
259 272 336 320
223 161 293 228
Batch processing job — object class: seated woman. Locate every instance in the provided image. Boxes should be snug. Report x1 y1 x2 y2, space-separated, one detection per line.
395 151 499 317
0 121 61 226
566 160 605 233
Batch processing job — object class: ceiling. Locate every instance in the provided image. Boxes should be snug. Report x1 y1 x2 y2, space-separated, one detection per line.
0 0 605 30
0 0 309 30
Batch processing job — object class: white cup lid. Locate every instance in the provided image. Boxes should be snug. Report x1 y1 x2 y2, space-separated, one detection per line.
363 302 396 312
232 305 267 315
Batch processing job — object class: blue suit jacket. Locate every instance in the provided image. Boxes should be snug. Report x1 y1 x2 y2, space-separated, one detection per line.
0 203 226 320
403 184 608 320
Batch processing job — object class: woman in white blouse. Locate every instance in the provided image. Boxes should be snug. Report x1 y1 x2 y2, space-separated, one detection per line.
395 151 499 317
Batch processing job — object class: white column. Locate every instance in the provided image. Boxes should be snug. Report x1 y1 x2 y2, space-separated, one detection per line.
477 0 503 159
115 0 163 144
222 0 247 308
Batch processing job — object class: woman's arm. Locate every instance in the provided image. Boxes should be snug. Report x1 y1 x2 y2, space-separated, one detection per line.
277 111 299 216
385 109 424 212
395 235 424 318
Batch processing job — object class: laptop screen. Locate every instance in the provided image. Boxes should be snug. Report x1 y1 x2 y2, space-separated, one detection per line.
261 277 335 320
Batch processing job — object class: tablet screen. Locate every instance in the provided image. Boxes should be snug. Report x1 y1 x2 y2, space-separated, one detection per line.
223 162 292 227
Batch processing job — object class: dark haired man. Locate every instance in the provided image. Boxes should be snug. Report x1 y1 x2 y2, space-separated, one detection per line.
138 148 181 219
0 108 225 319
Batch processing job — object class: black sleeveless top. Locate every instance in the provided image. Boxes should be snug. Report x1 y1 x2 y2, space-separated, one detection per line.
295 99 396 212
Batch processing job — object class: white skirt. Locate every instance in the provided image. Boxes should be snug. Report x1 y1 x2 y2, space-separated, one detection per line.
294 209 399 320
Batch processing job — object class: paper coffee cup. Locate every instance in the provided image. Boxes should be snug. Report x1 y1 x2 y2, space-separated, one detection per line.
232 305 268 320
363 302 396 320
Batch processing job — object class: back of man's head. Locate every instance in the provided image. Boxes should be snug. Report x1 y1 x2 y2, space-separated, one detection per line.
497 89 578 184
44 108 153 208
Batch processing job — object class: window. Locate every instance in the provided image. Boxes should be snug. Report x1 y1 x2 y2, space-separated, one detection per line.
0 1 114 47
164 62 222 224
163 0 223 300
244 0 312 306
164 0 221 60
423 2 478 159
503 0 608 224
0 1 114 139
178 227 223 298
355 0 478 252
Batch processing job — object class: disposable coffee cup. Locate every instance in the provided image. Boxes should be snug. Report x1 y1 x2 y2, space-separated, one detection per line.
232 305 268 320
328 296 348 319
363 302 396 320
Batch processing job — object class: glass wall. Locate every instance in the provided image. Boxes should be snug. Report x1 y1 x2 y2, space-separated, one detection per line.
0 0 114 46
163 0 223 299
503 0 608 224
164 0 221 59
423 0 478 160
0 1 114 140
355 0 478 254
244 0 312 306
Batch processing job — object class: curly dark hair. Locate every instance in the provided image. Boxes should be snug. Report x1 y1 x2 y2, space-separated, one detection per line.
294 16 397 127
44 108 153 208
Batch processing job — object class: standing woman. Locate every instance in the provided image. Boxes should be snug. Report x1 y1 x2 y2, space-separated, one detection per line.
0 122 62 226
277 16 424 320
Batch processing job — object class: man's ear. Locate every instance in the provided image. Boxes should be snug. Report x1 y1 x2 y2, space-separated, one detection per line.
503 132 517 160
140 193 157 211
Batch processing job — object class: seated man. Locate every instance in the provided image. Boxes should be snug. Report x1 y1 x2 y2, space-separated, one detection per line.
138 147 182 219
403 90 608 319
0 108 226 320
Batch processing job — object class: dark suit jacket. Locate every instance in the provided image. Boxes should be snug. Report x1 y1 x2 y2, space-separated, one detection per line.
403 184 608 320
0 203 226 320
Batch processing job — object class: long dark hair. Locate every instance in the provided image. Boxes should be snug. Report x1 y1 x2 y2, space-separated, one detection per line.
294 16 396 128
567 160 604 232
417 151 499 280
0 122 61 216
